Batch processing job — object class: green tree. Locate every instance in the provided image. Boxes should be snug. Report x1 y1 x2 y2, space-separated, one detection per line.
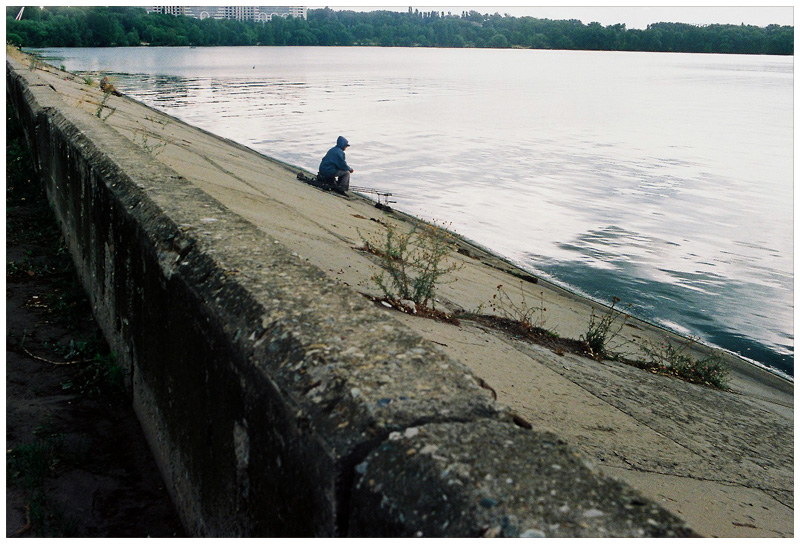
352 23 375 44
3 6 793 55
84 8 126 46
7 32 23 46
487 33 510 48
289 29 316 45
125 29 141 46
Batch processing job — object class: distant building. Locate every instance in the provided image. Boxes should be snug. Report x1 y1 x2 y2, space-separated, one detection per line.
147 6 307 21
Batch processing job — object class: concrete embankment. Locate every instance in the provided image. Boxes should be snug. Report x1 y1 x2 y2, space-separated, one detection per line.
11 46 795 537
6 52 702 537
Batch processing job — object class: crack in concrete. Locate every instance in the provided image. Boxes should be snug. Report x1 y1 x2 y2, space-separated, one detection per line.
608 462 793 500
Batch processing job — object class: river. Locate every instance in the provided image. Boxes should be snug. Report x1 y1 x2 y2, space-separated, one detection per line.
35 46 794 379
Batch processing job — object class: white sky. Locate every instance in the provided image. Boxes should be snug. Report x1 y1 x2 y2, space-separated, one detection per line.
323 3 794 29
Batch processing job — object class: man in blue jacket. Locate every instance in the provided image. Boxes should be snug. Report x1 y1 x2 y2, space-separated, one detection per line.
318 136 354 195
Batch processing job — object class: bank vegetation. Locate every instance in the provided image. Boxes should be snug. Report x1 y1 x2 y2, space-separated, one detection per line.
6 6 793 55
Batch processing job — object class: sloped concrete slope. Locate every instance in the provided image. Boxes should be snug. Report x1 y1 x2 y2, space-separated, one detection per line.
7 57 695 537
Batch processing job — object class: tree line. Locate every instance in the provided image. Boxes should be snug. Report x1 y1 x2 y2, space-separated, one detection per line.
6 6 794 55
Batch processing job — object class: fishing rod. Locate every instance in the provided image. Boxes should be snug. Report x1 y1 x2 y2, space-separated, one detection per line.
296 172 403 208
349 185 403 207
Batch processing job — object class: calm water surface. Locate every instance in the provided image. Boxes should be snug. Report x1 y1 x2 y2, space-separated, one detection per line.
38 46 794 379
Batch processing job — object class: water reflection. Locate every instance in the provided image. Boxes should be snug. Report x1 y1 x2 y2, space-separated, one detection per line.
532 255 793 377
113 73 312 118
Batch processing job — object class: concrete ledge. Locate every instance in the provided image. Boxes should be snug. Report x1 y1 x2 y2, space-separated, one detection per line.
350 420 693 537
7 56 696 537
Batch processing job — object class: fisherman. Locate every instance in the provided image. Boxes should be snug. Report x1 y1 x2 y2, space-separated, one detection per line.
99 76 122 96
318 136 354 195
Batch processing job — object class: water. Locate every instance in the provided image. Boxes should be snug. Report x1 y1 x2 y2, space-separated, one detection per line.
36 46 794 379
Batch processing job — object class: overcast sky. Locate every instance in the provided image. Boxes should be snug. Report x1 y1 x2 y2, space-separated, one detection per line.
327 3 794 29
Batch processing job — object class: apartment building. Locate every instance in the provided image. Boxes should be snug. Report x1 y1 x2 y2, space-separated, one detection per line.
147 6 307 21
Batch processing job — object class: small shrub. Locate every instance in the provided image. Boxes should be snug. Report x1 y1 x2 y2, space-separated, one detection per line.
490 282 547 330
581 296 629 359
361 220 461 308
95 92 116 121
641 339 729 389
134 124 168 155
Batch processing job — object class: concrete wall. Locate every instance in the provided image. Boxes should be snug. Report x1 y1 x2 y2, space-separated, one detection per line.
7 59 696 537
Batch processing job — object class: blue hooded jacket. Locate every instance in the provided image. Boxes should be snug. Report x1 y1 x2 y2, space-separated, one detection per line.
319 136 351 177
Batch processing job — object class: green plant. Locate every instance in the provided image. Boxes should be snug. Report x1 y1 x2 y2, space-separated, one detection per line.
8 245 75 279
28 53 41 71
361 219 462 308
134 124 168 155
7 430 64 490
581 296 629 360
640 339 729 389
95 91 116 121
490 282 548 330
60 344 124 398
27 493 79 537
82 75 95 86
7 424 79 537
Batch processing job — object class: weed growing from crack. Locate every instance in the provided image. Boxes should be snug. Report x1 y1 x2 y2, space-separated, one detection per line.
490 281 549 331
639 338 730 389
360 219 462 309
133 123 168 156
581 296 631 360
95 92 116 121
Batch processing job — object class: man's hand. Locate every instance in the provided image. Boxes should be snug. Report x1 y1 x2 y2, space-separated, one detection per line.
350 168 354 173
